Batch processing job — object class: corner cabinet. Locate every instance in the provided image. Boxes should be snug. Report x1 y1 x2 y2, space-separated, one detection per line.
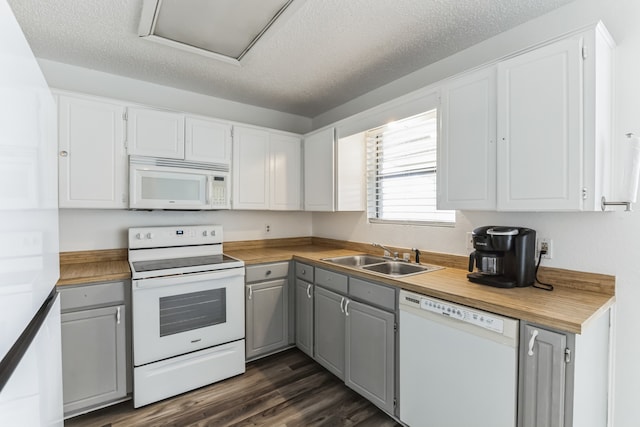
294 262 314 357
57 94 128 208
303 127 365 211
232 125 301 210
59 280 130 418
245 262 291 360
518 309 612 427
438 22 614 211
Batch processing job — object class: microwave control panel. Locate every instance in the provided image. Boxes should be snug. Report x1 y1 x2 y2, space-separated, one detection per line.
210 176 228 207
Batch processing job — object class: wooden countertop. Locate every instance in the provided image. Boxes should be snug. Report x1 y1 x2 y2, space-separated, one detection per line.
58 241 615 334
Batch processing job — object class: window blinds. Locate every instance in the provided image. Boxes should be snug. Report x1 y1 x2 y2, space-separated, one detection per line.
366 109 455 224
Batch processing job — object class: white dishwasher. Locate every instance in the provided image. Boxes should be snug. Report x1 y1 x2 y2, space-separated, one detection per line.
399 290 519 427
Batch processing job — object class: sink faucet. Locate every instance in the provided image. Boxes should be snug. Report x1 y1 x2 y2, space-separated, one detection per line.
412 248 421 264
372 243 398 260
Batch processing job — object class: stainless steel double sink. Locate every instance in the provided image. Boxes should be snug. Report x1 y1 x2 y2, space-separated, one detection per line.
321 254 442 278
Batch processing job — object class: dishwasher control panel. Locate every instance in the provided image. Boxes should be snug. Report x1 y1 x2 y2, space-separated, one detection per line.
419 297 504 333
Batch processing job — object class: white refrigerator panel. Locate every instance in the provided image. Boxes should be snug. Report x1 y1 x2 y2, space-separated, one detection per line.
0 0 62 425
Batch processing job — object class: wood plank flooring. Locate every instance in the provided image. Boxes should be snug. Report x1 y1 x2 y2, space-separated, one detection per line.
65 349 401 427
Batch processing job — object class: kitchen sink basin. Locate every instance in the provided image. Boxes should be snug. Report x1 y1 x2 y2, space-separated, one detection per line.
361 261 439 277
321 254 388 267
322 255 442 277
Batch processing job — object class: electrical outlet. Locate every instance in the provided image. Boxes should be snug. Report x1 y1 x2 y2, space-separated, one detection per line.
265 224 271 233
466 232 474 250
537 238 553 259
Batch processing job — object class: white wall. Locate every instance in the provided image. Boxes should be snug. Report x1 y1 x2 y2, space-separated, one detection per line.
39 59 313 135
59 209 312 251
312 0 640 425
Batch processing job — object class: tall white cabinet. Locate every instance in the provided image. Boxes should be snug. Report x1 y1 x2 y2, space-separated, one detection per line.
58 94 128 209
232 125 301 210
438 22 614 212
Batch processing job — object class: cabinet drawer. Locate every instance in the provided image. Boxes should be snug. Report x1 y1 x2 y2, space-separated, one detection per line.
315 268 348 294
295 262 314 282
246 262 289 283
59 281 126 312
349 278 395 311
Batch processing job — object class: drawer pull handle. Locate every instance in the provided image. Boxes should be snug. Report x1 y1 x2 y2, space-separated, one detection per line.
306 284 311 299
265 270 272 276
528 329 539 356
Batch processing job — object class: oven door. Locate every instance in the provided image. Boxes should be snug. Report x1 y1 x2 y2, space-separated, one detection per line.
132 268 244 366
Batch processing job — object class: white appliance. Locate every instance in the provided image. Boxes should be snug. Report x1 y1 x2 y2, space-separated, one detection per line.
399 290 519 427
129 225 245 408
129 156 230 210
0 1 63 426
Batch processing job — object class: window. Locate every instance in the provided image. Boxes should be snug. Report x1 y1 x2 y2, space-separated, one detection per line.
366 109 455 225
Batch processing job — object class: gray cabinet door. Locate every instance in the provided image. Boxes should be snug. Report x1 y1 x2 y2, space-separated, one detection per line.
314 286 346 380
519 324 567 427
345 300 395 414
245 279 288 360
61 304 127 416
295 279 313 357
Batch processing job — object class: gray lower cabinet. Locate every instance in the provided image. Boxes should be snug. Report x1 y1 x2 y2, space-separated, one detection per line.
245 262 290 360
295 278 314 357
518 311 611 427
314 285 346 379
59 280 129 417
345 300 395 414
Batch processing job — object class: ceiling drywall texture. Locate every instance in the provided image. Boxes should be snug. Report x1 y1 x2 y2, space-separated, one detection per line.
8 0 575 118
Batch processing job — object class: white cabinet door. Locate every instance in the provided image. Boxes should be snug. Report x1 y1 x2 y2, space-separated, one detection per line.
438 67 497 210
58 95 127 208
304 127 335 211
270 133 301 210
497 36 583 211
185 116 232 164
232 126 269 210
127 107 185 159
336 132 366 211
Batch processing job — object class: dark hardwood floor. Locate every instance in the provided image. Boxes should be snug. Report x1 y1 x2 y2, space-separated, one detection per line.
65 348 401 427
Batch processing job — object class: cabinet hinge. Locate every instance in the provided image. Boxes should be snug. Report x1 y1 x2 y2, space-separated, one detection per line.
393 398 397 408
230 128 234 139
582 45 588 60
394 322 398 332
123 111 128 121
582 187 588 200
564 348 571 363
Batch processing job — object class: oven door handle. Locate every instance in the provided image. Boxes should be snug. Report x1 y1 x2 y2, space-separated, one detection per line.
133 268 245 289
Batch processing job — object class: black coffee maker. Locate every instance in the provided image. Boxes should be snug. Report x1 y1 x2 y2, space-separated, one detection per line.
467 226 536 288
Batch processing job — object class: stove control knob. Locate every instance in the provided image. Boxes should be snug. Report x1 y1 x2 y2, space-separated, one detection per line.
202 231 208 236
211 230 216 237
146 233 154 239
136 233 144 240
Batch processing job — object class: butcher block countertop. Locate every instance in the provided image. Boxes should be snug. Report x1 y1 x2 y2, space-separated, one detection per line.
58 238 615 334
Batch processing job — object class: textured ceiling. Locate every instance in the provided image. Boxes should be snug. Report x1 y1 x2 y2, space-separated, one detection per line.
8 0 575 118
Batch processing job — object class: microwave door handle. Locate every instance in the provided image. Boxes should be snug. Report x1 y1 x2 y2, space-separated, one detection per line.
206 176 212 205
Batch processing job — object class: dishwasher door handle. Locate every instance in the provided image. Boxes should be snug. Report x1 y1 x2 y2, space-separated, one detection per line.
527 329 539 356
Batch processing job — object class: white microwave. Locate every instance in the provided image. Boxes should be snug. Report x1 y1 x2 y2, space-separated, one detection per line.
129 156 230 210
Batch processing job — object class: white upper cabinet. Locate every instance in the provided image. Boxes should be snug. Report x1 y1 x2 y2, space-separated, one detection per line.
126 106 185 159
496 23 614 211
232 125 301 210
270 133 302 210
303 127 365 212
304 128 335 211
438 22 614 211
58 94 128 208
438 67 497 210
185 116 232 164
